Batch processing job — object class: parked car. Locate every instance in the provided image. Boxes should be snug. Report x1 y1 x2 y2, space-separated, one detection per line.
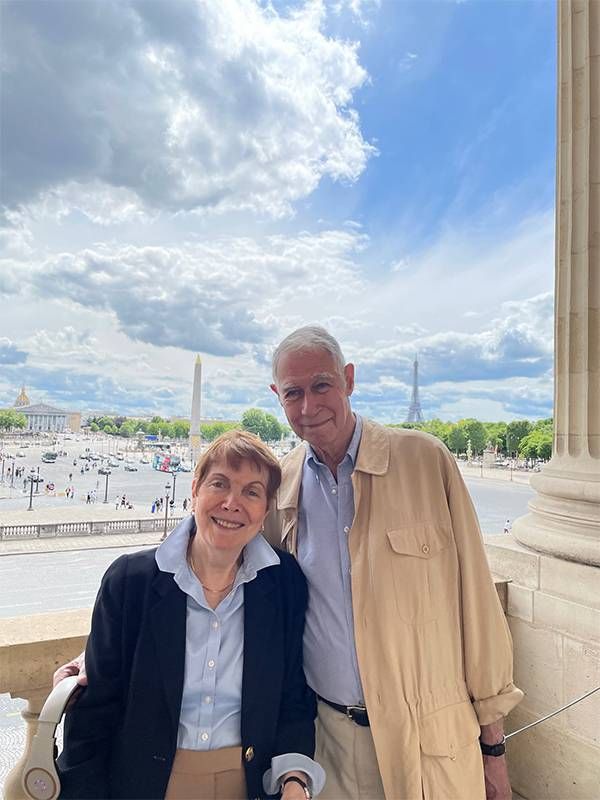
178 462 192 472
98 467 111 476
124 461 138 471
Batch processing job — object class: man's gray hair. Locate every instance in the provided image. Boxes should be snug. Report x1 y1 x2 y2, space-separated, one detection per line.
272 325 346 383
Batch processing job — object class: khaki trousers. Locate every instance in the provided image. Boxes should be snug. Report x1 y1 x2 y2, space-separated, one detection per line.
165 746 247 800
316 701 385 800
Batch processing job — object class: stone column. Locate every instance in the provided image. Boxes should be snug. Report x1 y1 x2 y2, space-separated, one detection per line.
513 0 600 566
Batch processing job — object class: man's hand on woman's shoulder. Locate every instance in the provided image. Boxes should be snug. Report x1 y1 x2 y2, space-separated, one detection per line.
53 652 87 688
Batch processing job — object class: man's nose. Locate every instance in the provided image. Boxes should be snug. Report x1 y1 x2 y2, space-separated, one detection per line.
301 392 317 416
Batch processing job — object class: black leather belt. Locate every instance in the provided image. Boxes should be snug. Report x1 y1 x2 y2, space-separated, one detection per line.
318 696 370 727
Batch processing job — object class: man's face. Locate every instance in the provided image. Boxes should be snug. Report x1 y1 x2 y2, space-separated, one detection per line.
271 348 355 454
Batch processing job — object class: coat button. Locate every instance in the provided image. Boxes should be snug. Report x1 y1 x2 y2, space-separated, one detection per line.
244 746 255 762
422 544 430 555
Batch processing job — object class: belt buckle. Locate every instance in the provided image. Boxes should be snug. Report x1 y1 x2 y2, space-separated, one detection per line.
346 704 368 725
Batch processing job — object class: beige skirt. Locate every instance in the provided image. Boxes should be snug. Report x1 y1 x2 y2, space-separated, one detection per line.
165 747 247 800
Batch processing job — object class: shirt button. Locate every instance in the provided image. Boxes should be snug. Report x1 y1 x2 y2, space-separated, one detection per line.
422 544 430 555
332 488 337 494
201 732 209 742
344 526 350 533
205 696 212 704
211 621 219 629
208 659 215 669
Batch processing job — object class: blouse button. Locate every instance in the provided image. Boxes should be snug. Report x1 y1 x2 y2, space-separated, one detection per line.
421 544 430 555
244 746 255 762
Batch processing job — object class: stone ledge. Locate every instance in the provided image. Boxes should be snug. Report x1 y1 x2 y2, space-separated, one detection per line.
484 535 541 589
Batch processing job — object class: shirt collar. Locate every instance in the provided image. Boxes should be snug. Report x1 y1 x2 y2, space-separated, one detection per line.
306 413 363 471
155 514 280 593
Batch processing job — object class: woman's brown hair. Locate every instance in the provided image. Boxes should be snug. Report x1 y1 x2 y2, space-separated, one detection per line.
193 429 281 503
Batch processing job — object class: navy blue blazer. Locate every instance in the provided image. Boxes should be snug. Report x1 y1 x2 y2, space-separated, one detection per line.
58 546 316 799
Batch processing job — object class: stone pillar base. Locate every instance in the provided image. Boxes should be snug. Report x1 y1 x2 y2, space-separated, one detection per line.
513 463 600 567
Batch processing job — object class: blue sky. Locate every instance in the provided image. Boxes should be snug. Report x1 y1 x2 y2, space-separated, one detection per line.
0 0 556 422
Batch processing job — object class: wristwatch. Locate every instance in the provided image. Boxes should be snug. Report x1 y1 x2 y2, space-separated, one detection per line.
281 776 312 799
479 735 506 757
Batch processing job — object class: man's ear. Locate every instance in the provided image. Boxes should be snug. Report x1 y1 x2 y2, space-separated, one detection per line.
270 382 280 399
344 363 355 396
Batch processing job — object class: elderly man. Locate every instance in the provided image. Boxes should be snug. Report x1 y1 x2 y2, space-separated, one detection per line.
55 325 521 800
263 325 522 800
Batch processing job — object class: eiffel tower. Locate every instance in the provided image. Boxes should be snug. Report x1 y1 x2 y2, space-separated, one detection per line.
406 355 424 423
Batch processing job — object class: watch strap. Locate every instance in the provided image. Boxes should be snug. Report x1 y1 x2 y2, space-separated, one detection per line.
479 736 506 757
282 776 311 798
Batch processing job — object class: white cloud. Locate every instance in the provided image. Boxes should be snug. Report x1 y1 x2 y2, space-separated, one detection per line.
2 0 374 223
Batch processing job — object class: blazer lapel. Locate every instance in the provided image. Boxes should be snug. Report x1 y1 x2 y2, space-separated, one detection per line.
150 570 187 731
241 567 278 729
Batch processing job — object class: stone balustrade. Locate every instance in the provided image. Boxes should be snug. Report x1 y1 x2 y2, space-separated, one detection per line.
0 516 184 541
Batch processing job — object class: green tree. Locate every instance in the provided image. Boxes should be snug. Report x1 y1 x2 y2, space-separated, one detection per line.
519 429 553 461
0 409 27 430
119 420 137 438
447 425 467 454
483 422 507 452
171 420 190 439
241 408 283 441
200 421 240 442
506 420 533 456
458 419 487 454
89 422 99 432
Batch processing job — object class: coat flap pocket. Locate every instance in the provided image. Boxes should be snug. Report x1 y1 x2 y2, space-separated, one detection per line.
419 701 480 757
386 524 451 559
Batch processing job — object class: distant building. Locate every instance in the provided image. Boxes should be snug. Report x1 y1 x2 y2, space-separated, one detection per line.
5 386 82 432
12 403 82 433
14 385 30 407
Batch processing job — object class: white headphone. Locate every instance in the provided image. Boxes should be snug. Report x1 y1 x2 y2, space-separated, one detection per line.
22 676 82 800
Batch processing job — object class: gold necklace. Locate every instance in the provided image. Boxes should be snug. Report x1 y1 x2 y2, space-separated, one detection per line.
188 547 236 594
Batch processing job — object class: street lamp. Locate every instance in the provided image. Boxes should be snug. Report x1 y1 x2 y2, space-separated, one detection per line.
27 468 36 511
0 456 5 484
35 465 40 494
162 483 171 541
170 469 178 505
9 456 16 488
103 469 112 504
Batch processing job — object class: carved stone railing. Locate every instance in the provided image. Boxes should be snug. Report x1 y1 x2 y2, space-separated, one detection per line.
0 516 184 541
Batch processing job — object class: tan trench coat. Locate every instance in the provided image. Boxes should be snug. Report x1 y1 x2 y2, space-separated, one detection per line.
264 418 523 800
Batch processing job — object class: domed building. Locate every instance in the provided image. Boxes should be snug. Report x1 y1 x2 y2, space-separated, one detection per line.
14 385 30 407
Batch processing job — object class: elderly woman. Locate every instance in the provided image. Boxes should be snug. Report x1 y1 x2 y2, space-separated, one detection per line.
58 430 324 800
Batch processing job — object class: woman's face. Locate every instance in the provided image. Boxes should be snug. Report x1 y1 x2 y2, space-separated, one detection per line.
191 457 269 556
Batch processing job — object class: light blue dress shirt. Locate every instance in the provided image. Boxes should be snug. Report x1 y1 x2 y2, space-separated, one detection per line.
297 414 365 705
155 517 325 795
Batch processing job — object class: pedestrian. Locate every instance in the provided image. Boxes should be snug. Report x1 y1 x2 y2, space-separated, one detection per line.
182 497 188 512
503 518 511 534
115 498 120 511
86 492 91 504
151 501 156 514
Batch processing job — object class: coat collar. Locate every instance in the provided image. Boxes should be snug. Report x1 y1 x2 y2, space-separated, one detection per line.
276 417 390 512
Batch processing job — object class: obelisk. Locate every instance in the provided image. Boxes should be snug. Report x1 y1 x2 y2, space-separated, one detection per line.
189 355 202 466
